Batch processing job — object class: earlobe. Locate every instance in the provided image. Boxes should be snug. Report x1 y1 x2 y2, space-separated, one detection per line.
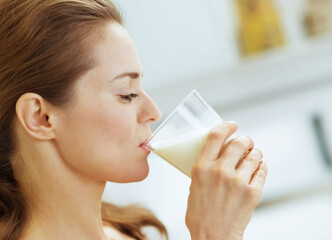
15 93 56 140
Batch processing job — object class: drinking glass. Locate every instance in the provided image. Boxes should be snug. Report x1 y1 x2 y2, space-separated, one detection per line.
141 89 232 177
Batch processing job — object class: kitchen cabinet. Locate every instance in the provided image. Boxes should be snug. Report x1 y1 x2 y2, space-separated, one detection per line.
221 80 332 202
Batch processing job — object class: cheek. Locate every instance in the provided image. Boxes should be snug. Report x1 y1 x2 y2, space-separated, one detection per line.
56 102 140 181
71 100 135 145
76 103 135 155
94 106 132 144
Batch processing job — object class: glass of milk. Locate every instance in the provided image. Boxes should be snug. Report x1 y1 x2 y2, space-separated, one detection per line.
141 89 230 178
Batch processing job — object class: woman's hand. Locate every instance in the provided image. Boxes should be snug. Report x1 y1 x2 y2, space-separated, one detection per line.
185 121 267 240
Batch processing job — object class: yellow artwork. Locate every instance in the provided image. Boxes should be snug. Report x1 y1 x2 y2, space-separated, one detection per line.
235 0 285 56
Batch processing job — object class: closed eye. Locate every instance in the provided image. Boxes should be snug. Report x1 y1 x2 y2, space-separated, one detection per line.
120 93 139 103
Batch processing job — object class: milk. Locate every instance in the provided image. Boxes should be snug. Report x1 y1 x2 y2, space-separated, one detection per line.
153 132 209 177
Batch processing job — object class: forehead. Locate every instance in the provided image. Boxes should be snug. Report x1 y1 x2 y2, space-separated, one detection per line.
67 22 142 103
93 22 142 76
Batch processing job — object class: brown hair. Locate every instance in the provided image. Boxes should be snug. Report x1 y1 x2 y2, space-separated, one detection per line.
102 202 168 240
0 0 167 239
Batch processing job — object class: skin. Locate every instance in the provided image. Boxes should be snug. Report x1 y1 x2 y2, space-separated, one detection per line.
186 122 267 240
14 22 161 240
12 21 267 240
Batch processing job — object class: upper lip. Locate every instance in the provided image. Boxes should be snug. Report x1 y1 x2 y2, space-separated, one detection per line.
139 136 151 147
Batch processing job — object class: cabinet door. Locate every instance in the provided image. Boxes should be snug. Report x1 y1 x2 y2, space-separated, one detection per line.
219 82 332 200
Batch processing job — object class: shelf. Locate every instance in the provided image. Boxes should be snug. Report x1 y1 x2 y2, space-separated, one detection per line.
146 34 332 116
258 176 332 209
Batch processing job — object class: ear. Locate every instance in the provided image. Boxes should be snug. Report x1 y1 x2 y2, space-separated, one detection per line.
15 93 56 140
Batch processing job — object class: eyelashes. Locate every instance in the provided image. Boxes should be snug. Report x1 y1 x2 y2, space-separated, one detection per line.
120 93 139 103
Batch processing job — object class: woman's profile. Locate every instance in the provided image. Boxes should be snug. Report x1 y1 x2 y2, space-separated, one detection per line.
0 0 267 239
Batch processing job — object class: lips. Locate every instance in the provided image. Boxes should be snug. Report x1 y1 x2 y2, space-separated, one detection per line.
139 136 150 147
140 145 151 153
139 137 151 153
139 144 151 153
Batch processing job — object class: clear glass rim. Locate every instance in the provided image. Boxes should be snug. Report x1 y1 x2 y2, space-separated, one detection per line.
141 88 220 151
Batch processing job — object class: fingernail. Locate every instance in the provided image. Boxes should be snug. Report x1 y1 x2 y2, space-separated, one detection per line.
226 121 238 126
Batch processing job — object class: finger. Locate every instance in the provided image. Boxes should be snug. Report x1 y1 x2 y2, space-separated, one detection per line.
249 161 268 188
197 121 238 162
218 135 254 169
236 148 263 183
217 133 237 158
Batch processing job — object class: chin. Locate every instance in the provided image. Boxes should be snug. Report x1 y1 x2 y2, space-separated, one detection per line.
129 154 150 182
111 163 150 183
130 164 150 182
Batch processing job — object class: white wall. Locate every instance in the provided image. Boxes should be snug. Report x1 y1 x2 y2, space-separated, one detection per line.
112 0 312 89
112 0 236 89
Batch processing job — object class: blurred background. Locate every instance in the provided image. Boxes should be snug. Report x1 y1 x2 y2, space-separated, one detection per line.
102 0 332 239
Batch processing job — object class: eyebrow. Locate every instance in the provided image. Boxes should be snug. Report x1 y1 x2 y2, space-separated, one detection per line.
112 72 143 81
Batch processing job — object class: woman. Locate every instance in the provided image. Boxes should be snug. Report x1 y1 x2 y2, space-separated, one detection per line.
0 0 267 239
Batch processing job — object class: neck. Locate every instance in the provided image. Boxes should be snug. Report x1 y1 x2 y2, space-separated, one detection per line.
16 141 108 240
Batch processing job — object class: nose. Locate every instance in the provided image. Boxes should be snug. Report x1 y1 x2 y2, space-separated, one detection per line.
138 91 162 124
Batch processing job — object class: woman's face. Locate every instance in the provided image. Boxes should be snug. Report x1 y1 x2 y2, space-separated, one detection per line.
55 22 161 183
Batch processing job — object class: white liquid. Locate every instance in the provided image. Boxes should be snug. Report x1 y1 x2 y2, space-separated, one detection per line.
153 133 209 177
